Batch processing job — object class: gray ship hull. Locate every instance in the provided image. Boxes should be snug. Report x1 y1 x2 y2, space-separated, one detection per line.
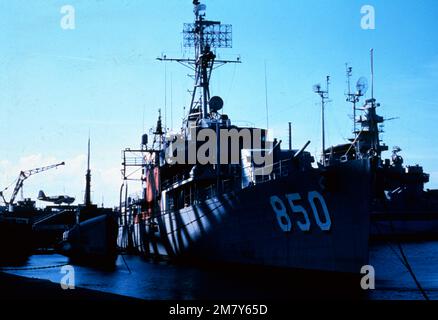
61 213 118 265
119 159 371 274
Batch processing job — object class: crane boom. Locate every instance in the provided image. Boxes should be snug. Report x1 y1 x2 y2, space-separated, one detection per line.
0 192 7 205
8 161 65 205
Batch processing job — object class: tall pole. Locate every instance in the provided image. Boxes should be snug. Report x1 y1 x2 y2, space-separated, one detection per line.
370 48 379 154
84 137 91 206
322 76 330 166
170 73 173 130
264 60 269 130
346 65 356 135
288 122 292 151
353 100 357 137
164 62 167 129
313 76 329 166
371 48 374 100
321 97 325 166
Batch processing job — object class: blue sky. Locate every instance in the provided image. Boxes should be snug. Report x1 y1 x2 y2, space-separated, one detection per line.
0 0 437 206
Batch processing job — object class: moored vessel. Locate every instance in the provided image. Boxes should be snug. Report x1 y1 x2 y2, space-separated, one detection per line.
117 1 373 274
323 57 438 240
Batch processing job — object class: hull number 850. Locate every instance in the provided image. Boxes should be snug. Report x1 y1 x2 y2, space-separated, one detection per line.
270 191 331 232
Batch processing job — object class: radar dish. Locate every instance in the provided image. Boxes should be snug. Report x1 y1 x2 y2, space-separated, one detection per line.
356 77 368 96
209 96 224 112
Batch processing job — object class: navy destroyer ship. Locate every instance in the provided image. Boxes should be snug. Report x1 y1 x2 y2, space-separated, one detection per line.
323 58 438 239
118 1 372 274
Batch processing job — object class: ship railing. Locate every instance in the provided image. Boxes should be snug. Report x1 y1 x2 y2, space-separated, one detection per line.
242 158 292 186
162 156 293 187
152 159 293 216
162 174 188 190
118 159 295 228
123 156 145 166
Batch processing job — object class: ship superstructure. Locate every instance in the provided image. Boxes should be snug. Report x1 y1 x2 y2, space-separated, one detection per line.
118 1 372 274
322 53 438 238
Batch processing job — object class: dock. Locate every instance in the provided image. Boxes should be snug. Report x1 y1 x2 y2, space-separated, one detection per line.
0 271 139 301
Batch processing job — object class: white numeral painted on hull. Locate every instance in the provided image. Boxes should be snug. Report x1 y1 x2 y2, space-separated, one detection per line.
286 193 311 231
307 191 331 231
270 196 292 232
270 191 331 232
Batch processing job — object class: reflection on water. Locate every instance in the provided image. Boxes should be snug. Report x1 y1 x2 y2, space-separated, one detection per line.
369 241 438 300
3 241 438 300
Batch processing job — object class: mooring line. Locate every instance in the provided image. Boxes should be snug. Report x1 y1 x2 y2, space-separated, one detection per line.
388 220 429 300
120 254 132 274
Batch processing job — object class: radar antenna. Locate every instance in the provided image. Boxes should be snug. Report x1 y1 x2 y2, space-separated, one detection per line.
356 77 368 97
353 49 389 159
345 64 368 156
157 1 241 127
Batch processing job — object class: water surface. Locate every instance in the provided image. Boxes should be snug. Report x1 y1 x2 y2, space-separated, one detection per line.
3 241 438 300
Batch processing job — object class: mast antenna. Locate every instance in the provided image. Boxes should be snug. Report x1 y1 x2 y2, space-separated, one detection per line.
265 60 269 130
157 1 240 126
370 48 374 100
345 64 356 134
164 61 167 130
84 136 92 206
346 64 368 158
170 73 173 130
346 63 352 97
313 76 330 166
